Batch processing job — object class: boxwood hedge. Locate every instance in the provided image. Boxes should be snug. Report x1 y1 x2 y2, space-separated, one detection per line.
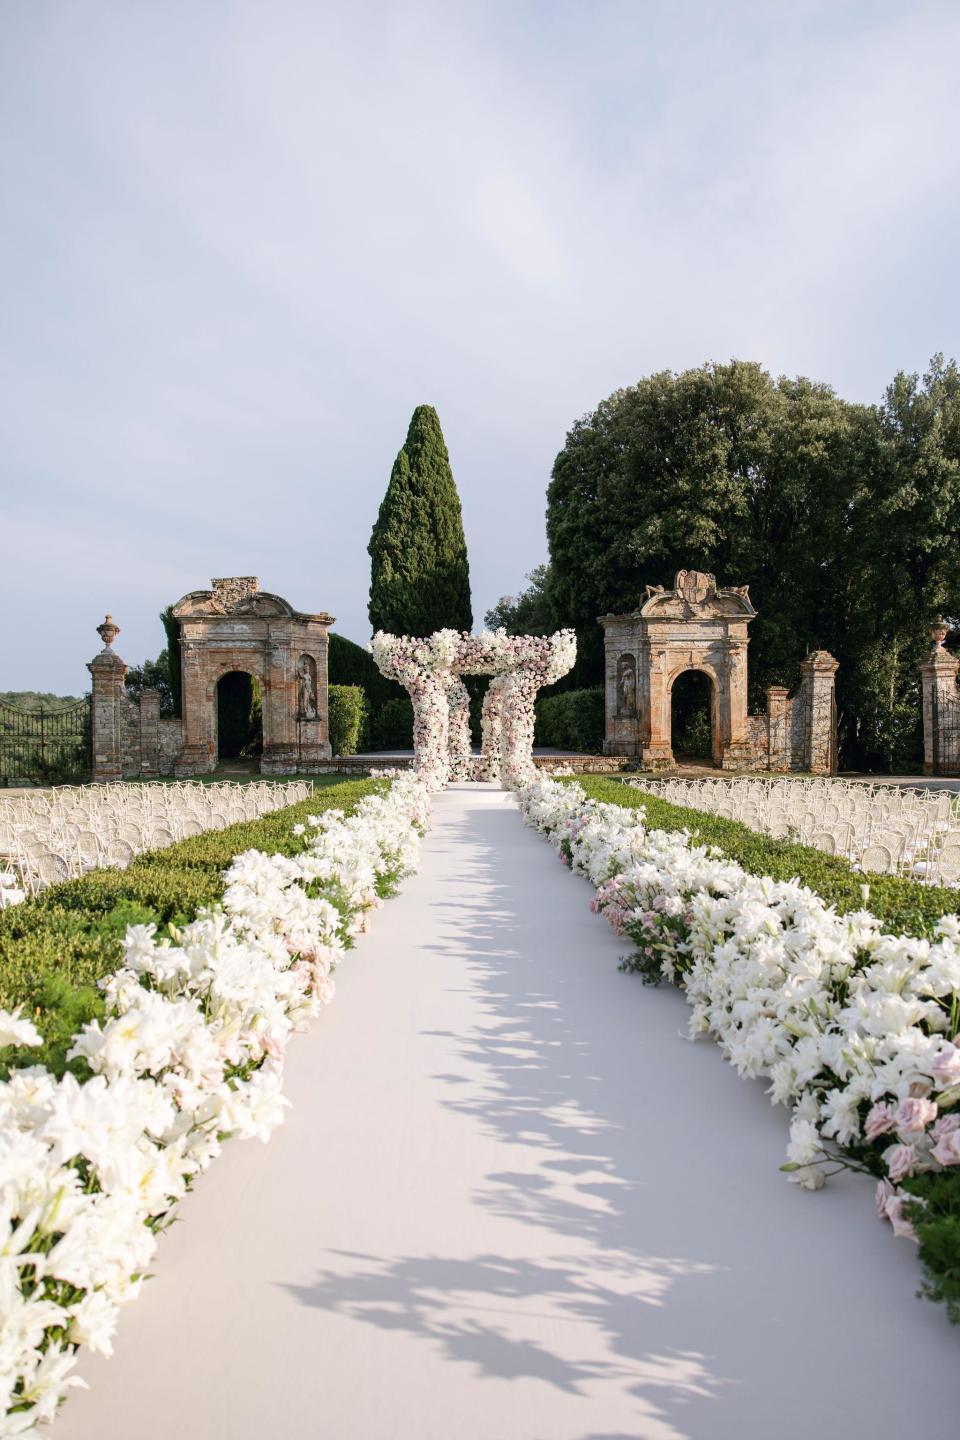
0 777 384 1077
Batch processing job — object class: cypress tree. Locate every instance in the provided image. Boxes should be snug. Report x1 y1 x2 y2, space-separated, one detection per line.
368 405 473 636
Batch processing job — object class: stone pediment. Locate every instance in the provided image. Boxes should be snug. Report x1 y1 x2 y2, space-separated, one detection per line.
639 569 755 620
172 579 306 621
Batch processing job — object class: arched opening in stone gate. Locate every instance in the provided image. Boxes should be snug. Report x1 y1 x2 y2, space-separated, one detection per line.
216 671 263 762
670 668 718 766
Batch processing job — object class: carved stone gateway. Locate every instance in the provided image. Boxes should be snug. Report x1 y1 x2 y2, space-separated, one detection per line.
600 570 838 773
172 578 334 775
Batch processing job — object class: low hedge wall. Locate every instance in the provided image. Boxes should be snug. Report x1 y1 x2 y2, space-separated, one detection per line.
574 777 960 940
0 777 384 1077
536 687 604 753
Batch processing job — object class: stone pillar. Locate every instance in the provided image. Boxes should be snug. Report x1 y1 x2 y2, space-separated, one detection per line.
87 615 128 784
641 648 674 770
765 685 791 772
719 639 753 770
921 619 960 775
799 650 839 775
175 638 215 776
261 635 298 774
138 688 160 779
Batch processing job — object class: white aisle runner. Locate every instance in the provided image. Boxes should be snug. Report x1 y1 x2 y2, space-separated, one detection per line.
61 785 956 1440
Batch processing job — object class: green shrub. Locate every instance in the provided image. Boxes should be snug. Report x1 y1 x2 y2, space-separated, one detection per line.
574 777 960 939
536 688 604 753
370 695 413 749
0 778 384 1075
329 685 367 756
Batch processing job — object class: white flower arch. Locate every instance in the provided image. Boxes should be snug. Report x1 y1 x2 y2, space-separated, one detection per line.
371 628 577 790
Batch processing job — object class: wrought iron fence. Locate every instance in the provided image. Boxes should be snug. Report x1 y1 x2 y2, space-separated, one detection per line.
0 698 91 786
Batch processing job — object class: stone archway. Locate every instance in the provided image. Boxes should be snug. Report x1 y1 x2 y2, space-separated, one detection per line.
601 569 754 770
668 665 720 765
172 577 334 776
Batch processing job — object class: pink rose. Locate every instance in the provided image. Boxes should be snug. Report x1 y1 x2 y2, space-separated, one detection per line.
885 1194 918 1242
884 1143 919 1182
930 1045 960 1086
865 1102 897 1142
931 1113 960 1142
931 1129 960 1168
896 1097 939 1134
875 1177 896 1220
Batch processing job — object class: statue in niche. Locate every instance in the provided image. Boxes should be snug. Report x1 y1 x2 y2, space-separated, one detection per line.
297 655 318 720
617 654 637 716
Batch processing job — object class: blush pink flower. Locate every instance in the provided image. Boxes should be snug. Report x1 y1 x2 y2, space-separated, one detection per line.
875 1177 896 1220
931 1129 960 1168
885 1194 918 1242
864 1102 897 1142
884 1143 920 1182
895 1097 939 1134
930 1045 960 1086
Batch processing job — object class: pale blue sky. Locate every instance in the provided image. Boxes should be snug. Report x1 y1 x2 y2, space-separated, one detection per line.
2 0 959 692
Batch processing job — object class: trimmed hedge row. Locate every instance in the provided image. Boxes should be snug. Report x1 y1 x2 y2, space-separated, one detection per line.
328 684 367 756
575 777 960 940
0 778 384 1077
535 687 604 753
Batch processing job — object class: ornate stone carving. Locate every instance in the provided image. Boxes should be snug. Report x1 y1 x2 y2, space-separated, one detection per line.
96 614 120 650
617 654 637 716
211 577 260 612
297 655 319 720
930 617 950 651
676 569 716 608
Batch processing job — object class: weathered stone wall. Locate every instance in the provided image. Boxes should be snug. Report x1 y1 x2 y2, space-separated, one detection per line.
119 692 184 778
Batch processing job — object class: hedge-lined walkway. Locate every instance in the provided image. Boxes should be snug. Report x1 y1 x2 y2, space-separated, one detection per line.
60 786 955 1440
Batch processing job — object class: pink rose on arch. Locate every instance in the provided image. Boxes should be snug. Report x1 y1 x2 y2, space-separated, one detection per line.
884 1142 920 1183
895 1096 939 1134
864 1102 897 1142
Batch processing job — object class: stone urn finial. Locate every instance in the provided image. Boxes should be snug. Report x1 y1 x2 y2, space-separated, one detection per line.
97 613 120 650
930 617 950 652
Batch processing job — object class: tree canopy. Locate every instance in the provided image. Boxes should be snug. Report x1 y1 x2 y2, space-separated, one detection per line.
368 405 472 637
545 357 960 771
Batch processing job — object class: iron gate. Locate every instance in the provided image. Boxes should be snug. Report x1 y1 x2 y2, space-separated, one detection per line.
0 698 91 785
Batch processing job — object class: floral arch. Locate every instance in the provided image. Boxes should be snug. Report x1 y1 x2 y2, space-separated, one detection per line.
371 629 577 790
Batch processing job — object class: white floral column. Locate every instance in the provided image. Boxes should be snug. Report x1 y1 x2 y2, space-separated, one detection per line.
445 676 472 781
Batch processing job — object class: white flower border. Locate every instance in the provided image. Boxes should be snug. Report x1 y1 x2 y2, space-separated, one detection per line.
0 775 431 1434
518 776 960 1245
371 628 576 791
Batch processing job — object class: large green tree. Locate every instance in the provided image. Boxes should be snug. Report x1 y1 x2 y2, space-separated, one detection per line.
368 405 472 636
545 357 960 771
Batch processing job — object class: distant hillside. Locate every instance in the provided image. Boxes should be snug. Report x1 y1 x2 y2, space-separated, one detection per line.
0 691 85 711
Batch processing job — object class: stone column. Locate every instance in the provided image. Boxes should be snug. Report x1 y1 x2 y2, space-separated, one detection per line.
799 650 839 775
921 619 960 775
719 639 753 770
138 688 160 779
175 637 215 776
641 647 673 770
87 615 128 784
261 634 298 774
765 685 791 772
